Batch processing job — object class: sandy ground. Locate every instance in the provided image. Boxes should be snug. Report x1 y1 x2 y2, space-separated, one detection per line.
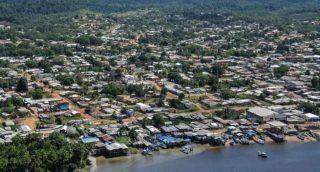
17 116 38 130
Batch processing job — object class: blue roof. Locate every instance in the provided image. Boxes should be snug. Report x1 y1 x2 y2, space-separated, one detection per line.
81 137 99 143
58 104 69 110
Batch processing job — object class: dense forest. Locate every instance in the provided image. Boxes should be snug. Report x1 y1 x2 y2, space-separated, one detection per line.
0 0 318 42
0 132 92 171
0 0 319 24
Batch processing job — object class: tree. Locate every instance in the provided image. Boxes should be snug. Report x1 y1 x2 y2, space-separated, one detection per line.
0 59 9 68
152 114 165 128
274 65 289 78
160 87 168 98
215 108 241 120
76 35 103 46
129 128 138 141
25 60 38 68
141 117 152 128
56 75 75 86
220 88 236 100
38 60 52 73
193 72 210 87
169 99 186 109
298 102 319 114
211 65 224 77
126 84 145 97
311 76 320 90
208 76 219 91
178 93 185 100
0 132 91 171
101 83 124 98
314 48 320 55
118 126 128 136
305 70 311 75
16 77 28 92
29 87 44 99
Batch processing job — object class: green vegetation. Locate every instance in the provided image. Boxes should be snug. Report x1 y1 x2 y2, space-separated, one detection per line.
0 59 9 68
169 99 187 110
274 65 290 78
0 96 24 114
16 77 28 92
76 35 103 46
126 84 145 97
115 137 131 145
299 102 320 114
214 108 242 120
28 87 45 100
311 76 320 91
211 65 225 77
0 132 92 171
177 44 214 57
101 83 124 98
57 75 75 86
220 88 236 100
0 0 318 46
152 114 165 128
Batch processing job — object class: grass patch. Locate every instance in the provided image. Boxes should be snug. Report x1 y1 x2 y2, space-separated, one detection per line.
128 147 139 154
115 137 131 145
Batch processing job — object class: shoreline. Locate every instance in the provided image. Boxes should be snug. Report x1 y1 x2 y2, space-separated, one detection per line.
89 137 317 171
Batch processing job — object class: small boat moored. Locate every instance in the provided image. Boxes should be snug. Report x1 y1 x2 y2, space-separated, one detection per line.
180 145 193 154
229 141 235 146
258 151 268 158
142 148 153 156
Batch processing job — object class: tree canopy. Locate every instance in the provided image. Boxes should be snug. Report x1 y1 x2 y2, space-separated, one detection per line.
0 132 92 171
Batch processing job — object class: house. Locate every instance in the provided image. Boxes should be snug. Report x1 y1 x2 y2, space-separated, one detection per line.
4 120 14 127
81 136 100 144
161 126 178 133
247 107 276 123
20 125 32 133
267 120 288 133
175 123 192 132
136 103 151 112
302 113 320 122
56 102 69 111
105 142 128 157
145 125 161 134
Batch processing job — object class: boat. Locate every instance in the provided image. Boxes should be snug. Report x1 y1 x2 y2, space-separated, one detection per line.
142 148 152 156
258 151 268 158
229 141 235 146
233 138 240 144
239 138 250 145
180 145 193 154
253 137 265 145
266 131 285 143
151 144 160 151
257 139 265 145
210 137 226 146
297 135 305 140
159 142 167 149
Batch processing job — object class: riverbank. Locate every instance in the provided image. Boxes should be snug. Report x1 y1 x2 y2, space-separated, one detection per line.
90 137 318 172
90 144 209 172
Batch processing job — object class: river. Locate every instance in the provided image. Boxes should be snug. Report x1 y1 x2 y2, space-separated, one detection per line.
93 142 320 172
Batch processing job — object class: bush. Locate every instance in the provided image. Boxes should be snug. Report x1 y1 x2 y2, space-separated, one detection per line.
57 75 75 86
215 108 242 120
76 35 103 46
101 83 124 98
16 77 28 92
115 137 131 145
274 65 289 78
28 88 44 99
